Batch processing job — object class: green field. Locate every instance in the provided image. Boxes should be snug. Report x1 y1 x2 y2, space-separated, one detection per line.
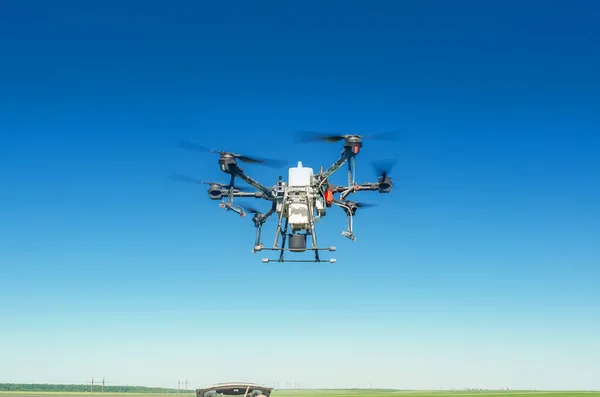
1 390 600 397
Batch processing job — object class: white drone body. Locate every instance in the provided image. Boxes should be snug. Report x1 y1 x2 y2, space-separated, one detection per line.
279 161 326 231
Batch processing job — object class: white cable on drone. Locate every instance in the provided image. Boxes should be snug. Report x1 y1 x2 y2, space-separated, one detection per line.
332 200 354 231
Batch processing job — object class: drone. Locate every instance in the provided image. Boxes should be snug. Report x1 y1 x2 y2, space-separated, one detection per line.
174 131 396 263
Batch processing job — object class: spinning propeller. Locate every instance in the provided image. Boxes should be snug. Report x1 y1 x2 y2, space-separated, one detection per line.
171 173 249 191
295 130 398 143
177 139 286 168
349 201 378 208
372 158 396 180
239 204 262 215
334 198 378 214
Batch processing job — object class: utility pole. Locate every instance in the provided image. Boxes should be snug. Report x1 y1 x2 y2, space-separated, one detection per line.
90 377 94 396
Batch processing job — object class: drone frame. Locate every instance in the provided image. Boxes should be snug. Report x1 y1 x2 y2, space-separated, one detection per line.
189 135 393 263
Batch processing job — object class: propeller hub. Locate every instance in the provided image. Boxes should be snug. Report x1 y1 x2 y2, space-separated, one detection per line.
218 155 239 174
177 138 286 169
343 136 363 154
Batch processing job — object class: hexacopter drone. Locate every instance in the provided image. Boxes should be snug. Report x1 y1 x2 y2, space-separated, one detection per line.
174 131 395 263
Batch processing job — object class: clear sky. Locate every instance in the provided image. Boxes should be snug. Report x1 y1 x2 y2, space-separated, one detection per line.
1 0 599 391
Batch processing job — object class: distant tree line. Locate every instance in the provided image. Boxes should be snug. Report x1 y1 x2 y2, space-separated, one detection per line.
0 384 193 393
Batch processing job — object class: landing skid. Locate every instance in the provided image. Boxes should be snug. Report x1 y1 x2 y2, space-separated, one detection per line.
252 217 337 263
258 247 337 263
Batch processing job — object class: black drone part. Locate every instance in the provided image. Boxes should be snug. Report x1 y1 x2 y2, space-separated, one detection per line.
177 138 287 169
171 172 248 189
295 130 397 156
238 204 267 227
372 159 396 194
295 130 397 143
340 200 378 215
171 173 252 201
239 204 261 215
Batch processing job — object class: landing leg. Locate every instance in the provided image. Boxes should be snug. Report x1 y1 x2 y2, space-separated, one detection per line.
220 201 245 217
341 212 356 241
253 223 264 253
278 219 289 262
306 190 321 262
217 174 246 216
260 219 336 263
273 190 288 249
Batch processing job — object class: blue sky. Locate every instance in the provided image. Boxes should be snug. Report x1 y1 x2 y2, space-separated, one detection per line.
1 0 599 391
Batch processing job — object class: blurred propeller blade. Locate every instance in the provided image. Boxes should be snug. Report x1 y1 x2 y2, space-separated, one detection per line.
177 138 286 168
171 172 204 184
371 158 396 179
362 131 398 141
236 154 287 168
295 130 399 143
176 139 218 154
355 201 378 208
240 204 262 215
171 173 249 190
335 199 378 213
208 183 250 191
294 131 347 143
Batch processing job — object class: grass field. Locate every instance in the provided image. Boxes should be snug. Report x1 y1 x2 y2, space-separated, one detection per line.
2 390 599 397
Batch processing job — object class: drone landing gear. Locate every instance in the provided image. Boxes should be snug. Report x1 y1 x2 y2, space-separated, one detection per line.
259 247 337 263
341 212 356 241
219 201 245 217
254 218 337 263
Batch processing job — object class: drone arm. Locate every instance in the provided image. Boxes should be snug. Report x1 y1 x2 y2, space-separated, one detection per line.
331 197 356 241
233 168 275 199
356 183 380 191
358 178 393 193
227 191 266 198
331 178 393 199
219 189 266 219
320 150 351 182
251 201 277 253
260 200 277 222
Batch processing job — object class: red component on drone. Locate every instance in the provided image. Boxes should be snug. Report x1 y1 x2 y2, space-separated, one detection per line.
324 187 333 207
